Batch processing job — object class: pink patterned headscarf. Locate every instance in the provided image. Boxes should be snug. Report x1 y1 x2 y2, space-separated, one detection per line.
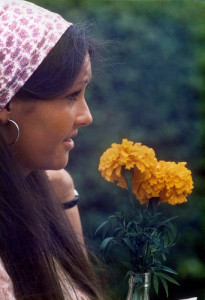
0 0 72 111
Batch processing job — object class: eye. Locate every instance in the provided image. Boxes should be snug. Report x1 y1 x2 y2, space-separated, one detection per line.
66 90 81 101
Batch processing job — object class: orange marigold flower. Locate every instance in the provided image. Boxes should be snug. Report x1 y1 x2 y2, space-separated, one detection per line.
99 139 194 206
99 139 157 189
132 164 165 205
157 161 194 205
132 161 193 205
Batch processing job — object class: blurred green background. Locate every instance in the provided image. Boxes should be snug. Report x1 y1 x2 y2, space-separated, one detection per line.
34 0 204 299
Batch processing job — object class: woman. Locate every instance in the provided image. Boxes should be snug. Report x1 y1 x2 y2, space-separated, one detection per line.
0 0 103 299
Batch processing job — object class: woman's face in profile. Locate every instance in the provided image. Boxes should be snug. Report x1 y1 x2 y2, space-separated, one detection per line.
10 53 92 174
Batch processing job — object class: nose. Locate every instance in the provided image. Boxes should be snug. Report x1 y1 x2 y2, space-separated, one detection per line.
75 99 93 128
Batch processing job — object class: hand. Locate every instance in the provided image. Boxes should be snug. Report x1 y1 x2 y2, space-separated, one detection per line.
46 169 75 203
46 169 86 254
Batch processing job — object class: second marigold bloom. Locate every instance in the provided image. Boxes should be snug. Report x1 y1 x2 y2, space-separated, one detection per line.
132 160 194 206
158 161 194 205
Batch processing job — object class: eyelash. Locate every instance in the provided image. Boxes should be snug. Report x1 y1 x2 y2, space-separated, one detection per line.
66 83 90 101
66 90 81 101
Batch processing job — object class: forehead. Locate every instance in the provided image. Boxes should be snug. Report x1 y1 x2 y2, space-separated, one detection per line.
73 53 92 88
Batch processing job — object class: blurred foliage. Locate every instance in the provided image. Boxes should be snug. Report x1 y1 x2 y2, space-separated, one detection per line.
33 0 204 299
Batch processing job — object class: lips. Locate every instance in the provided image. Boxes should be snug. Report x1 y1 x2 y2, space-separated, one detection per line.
63 131 78 142
63 138 74 149
63 131 78 150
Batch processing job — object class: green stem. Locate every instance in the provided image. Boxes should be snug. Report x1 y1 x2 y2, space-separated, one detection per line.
148 197 159 214
123 168 135 211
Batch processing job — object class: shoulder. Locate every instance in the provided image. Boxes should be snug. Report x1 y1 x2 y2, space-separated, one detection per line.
0 258 16 300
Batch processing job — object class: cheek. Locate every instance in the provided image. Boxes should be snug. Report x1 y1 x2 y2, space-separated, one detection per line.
21 113 73 154
12 105 74 159
43 115 74 143
47 118 70 134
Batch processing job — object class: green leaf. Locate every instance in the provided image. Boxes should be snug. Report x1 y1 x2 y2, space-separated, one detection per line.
161 216 178 224
127 221 135 231
153 274 159 295
100 237 113 252
95 221 109 235
113 226 123 236
162 253 167 261
160 278 168 297
122 238 136 252
156 272 180 285
108 215 117 220
161 266 178 275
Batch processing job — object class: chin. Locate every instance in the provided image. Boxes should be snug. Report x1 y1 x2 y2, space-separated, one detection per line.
31 152 70 171
47 156 69 171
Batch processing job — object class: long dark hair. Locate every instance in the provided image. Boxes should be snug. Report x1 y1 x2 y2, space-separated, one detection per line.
0 25 103 300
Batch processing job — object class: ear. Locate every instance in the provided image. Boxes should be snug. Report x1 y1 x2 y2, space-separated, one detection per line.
0 104 11 124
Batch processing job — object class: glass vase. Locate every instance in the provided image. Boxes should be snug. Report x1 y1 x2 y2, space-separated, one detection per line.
126 273 150 300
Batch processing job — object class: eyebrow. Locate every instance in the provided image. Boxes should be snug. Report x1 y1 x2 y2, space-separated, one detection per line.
78 80 88 85
78 76 92 85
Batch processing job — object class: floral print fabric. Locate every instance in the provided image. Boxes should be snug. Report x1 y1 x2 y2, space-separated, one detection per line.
0 258 16 300
0 258 89 300
0 0 72 110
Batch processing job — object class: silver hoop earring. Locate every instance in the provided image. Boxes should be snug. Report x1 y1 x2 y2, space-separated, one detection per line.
7 119 20 145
